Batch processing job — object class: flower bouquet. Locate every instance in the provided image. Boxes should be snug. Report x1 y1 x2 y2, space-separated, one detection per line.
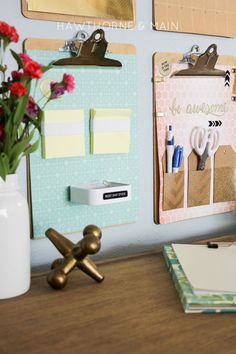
0 20 75 299
0 20 75 181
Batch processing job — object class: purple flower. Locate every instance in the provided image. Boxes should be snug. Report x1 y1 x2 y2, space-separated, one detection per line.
27 96 38 118
50 82 66 99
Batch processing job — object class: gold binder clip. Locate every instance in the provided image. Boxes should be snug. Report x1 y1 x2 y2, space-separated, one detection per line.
53 29 122 68
173 44 226 77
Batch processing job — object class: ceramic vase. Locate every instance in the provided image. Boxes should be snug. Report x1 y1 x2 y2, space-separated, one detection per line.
0 174 30 299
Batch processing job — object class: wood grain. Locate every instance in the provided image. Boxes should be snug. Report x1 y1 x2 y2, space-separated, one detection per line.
24 38 136 55
153 0 236 37
1 235 236 354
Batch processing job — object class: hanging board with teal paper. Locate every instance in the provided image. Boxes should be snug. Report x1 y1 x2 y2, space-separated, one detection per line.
25 38 138 239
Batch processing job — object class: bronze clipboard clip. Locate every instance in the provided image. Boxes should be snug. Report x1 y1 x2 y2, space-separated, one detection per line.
173 44 226 77
53 29 122 68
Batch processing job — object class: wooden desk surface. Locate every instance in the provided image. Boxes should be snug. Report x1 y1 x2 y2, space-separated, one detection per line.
1 236 236 354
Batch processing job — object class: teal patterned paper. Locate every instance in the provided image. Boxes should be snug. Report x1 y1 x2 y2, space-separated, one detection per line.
27 48 138 238
163 245 236 313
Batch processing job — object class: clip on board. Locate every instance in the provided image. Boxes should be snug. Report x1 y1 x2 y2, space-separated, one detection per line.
153 44 236 224
53 29 122 67
173 44 226 77
21 0 136 29
153 0 236 38
25 33 138 239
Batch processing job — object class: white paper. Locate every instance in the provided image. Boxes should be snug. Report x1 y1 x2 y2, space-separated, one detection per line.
92 119 130 133
42 121 84 136
172 243 236 294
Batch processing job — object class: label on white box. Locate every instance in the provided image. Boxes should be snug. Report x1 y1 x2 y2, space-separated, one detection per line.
103 190 128 200
70 182 131 206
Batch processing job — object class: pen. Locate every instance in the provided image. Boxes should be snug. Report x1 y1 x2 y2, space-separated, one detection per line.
167 125 174 173
178 146 184 170
172 146 184 173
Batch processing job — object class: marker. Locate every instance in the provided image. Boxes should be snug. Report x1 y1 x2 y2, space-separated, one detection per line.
167 125 174 173
172 145 181 173
172 146 184 173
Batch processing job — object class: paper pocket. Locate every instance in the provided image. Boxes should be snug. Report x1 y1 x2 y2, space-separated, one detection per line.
188 151 211 207
214 145 236 203
162 154 184 211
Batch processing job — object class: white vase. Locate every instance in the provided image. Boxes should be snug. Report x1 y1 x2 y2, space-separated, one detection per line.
0 174 30 299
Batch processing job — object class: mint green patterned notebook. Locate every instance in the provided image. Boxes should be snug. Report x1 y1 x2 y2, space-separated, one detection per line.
163 245 236 313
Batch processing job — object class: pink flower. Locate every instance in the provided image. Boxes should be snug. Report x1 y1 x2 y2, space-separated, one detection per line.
10 26 19 43
24 60 42 79
0 21 19 43
19 53 32 64
10 82 28 97
63 74 75 93
11 70 23 81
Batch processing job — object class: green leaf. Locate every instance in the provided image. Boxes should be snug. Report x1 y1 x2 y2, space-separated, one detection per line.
9 158 21 174
24 112 41 130
8 129 34 162
10 50 24 69
37 108 44 133
0 98 11 117
0 153 9 180
4 118 13 135
18 124 24 136
12 91 29 125
42 62 53 74
23 139 39 156
0 86 8 94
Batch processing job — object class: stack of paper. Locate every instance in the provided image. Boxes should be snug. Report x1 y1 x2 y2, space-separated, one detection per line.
41 110 85 159
90 108 132 155
163 244 236 313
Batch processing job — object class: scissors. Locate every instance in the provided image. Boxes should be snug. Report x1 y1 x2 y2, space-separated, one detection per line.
191 127 220 170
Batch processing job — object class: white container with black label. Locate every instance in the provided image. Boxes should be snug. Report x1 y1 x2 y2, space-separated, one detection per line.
70 181 131 206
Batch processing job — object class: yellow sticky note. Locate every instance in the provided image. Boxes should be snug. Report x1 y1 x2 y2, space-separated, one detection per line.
90 108 132 155
42 110 85 159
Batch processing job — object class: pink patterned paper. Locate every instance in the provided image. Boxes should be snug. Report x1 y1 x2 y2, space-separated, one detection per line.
155 60 236 224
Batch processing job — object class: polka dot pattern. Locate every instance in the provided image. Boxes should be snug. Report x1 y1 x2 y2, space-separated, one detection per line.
27 49 138 238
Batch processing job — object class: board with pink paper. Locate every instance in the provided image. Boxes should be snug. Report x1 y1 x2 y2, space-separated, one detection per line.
153 45 236 224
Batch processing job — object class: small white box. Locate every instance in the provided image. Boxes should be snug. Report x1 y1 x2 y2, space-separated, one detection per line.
70 182 131 206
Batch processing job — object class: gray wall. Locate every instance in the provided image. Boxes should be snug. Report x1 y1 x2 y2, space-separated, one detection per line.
2 0 236 267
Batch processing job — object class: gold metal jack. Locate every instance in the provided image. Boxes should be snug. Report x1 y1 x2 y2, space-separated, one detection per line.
45 225 104 289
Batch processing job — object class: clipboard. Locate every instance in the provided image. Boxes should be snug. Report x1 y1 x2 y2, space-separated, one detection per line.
24 36 138 239
172 243 236 295
153 0 236 38
22 0 136 29
153 48 236 224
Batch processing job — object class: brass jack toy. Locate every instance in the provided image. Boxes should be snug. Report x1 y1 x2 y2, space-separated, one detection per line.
45 225 104 289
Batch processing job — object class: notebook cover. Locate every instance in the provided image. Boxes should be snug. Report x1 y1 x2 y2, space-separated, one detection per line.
163 245 236 313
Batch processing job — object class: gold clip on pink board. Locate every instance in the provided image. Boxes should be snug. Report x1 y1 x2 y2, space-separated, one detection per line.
153 45 236 224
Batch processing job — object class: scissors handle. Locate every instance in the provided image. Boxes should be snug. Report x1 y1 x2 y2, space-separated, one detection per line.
197 144 209 171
